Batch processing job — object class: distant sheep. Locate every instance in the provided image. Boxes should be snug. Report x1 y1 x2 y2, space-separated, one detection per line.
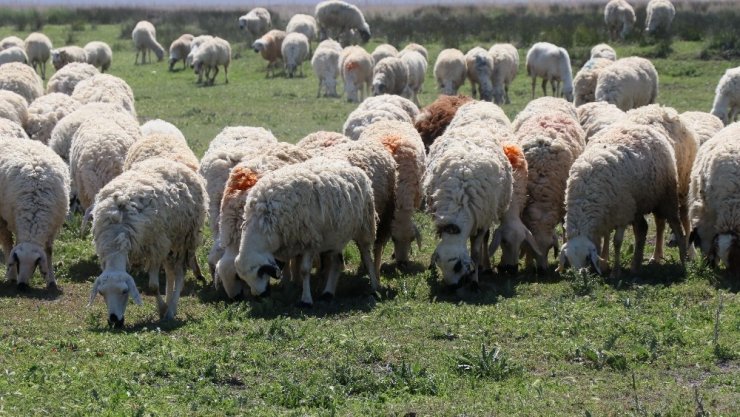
680 111 724 145
526 42 574 102
46 62 99 95
286 14 318 51
281 32 309 78
315 0 371 44
371 44 398 65
0 46 28 66
238 7 272 42
489 43 519 105
573 57 614 107
311 39 342 97
399 49 427 105
252 30 286 78
434 49 466 96
71 73 137 119
465 47 495 102
168 34 193 71
192 37 231 85
590 43 617 61
645 0 676 36
51 46 87 70
604 0 636 41
340 46 374 103
24 32 52 80
710 66 739 125
132 21 164 64
84 41 112 72
403 43 428 61
186 35 214 68
594 56 658 111
0 62 44 104
372 56 409 97
25 93 81 144
414 94 473 151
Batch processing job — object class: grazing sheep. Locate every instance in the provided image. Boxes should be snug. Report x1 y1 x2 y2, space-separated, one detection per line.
89 158 207 327
710 66 740 125
281 32 309 78
71 73 137 119
286 14 318 51
559 122 686 277
315 0 371 44
414 94 473 151
371 44 398 65
403 43 428 61
296 130 350 153
311 39 342 97
124 133 198 172
140 119 186 142
680 111 724 145
594 57 659 111
46 62 100 95
372 56 409 97
0 36 24 50
192 37 231 85
604 0 636 41
399 49 427 105
186 35 214 68
433 48 467 96
446 100 513 139
343 104 412 140
0 139 69 291
0 90 29 126
573 57 614 107
526 42 574 102
234 157 378 305
576 101 625 141
24 32 52 80
132 21 164 64
0 62 44 104
84 41 113 72
51 46 87 70
0 118 29 140
25 93 81 144
358 94 419 120
645 0 676 36
168 34 193 71
489 43 519 105
0 46 28 66
512 96 578 131
238 7 272 42
465 47 495 101
340 46 374 103
252 30 286 78
590 43 617 61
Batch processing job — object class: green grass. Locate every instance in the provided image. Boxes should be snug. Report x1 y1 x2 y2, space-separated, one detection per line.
0 22 738 416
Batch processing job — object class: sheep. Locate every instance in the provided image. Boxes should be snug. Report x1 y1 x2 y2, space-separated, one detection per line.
645 0 676 37
340 46 374 103
132 21 164 64
446 100 513 139
343 104 412 140
168 34 193 71
414 94 473 152
371 44 398 65
680 111 724 145
357 94 419 121
199 126 277 280
311 39 342 97
192 37 231 85
51 46 87 70
594 57 659 111
140 119 186 142
25 93 81 144
286 14 318 52
49 102 139 164
465 47 495 102
513 112 586 272
238 7 272 42
281 32 309 78
71 74 137 119
512 96 579 131
186 35 214 68
558 122 687 277
403 43 428 61
489 43 519 105
372 57 409 97
216 143 311 296
123 133 198 172
0 118 29 140
234 157 378 306
573 57 614 107
84 41 112 72
710 66 740 125
89 158 207 327
433 49 467 96
688 123 740 277
604 0 636 41
590 43 617 61
0 36 24 50
24 32 52 80
315 0 371 44
526 42 574 102
252 30 286 78
0 90 29 126
424 131 513 288
398 49 427 105
0 46 28 66
296 131 350 153
0 62 44 105
45 62 100 95
358 120 426 266
576 101 625 141
0 139 69 291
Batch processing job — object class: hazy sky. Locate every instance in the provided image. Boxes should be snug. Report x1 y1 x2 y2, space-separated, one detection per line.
0 0 607 8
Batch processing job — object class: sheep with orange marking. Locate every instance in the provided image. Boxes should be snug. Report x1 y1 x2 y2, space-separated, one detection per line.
340 46 373 103
296 130 350 154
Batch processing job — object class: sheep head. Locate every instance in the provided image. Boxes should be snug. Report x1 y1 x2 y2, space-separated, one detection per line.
88 270 142 329
557 235 601 275
252 39 267 53
7 242 50 289
234 249 282 297
429 222 475 288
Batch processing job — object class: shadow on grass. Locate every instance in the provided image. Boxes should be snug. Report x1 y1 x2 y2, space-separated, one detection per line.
0 280 63 300
88 315 195 334
425 268 518 305
65 256 101 283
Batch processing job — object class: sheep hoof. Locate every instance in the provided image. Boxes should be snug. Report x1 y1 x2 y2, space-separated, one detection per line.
648 257 662 265
297 301 313 309
17 282 29 292
319 292 334 303
47 281 59 292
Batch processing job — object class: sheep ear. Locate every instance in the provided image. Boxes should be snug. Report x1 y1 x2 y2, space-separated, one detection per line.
589 247 602 275
88 277 101 306
258 264 281 279
126 276 143 305
428 250 439 270
524 228 543 257
488 228 502 255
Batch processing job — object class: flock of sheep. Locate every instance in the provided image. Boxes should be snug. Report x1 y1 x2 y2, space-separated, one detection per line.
0 0 738 329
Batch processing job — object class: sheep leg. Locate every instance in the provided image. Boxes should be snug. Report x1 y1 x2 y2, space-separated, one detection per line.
600 232 611 273
0 221 14 281
631 215 648 274
373 241 385 280
41 61 46 80
210 66 219 85
679 202 694 259
531 77 536 99
611 226 626 279
316 78 322 98
469 232 484 285
44 243 56 288
224 65 229 84
320 251 342 300
147 264 160 294
471 81 478 99
298 253 314 307
162 261 184 321
357 241 380 293
504 84 511 104
650 215 665 264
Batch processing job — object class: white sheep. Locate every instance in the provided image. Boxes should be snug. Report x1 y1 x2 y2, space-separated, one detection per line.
340 46 374 103
281 32 309 78
46 62 100 95
604 0 636 41
464 47 495 102
192 37 231 85
186 35 214 68
252 30 286 78
124 133 198 172
140 118 186 142
315 0 371 44
512 96 579 131
0 118 29 140
25 93 81 144
398 49 427 105
372 56 409 97
51 46 87 70
590 43 617 61
357 93 419 121
0 36 24 50
403 43 428 61
489 43 519 105
680 111 724 146
371 44 398 65
710 66 740 125
433 48 466 96
286 14 318 51
0 62 44 105
343 104 412 140
311 39 342 98
446 100 513 138
594 56 658 111
0 138 69 291
0 46 28 66
89 158 207 327
132 21 164 64
526 42 574 102
168 34 193 71
71 73 137 119
84 41 112 73
0 90 28 127
576 101 625 141
24 32 52 80
238 7 272 42
573 57 614 107
645 0 676 36
234 157 378 306
296 131 350 153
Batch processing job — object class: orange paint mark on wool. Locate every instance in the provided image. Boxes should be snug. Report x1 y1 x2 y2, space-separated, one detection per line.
225 167 260 198
502 144 526 171
345 61 359 71
380 134 404 155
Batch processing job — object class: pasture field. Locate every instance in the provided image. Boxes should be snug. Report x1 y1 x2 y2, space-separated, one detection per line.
0 19 739 416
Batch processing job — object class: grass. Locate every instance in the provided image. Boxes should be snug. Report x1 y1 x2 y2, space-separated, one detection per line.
0 19 738 416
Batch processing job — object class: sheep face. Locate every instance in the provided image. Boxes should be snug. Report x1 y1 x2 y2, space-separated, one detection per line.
51 50 63 70
6 242 49 288
154 48 164 62
372 73 388 96
714 233 740 278
252 40 266 53
88 271 143 328
491 221 540 274
234 250 282 297
430 225 476 287
558 236 601 275
562 86 574 103
238 17 247 30
193 60 203 75
359 28 371 44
